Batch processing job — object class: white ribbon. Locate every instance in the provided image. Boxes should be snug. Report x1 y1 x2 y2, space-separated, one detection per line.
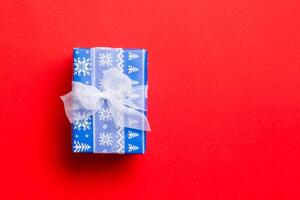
61 67 151 131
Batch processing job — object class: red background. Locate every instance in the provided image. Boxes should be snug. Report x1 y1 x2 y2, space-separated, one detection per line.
0 0 299 199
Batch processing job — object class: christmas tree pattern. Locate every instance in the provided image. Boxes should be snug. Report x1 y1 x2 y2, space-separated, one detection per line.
128 144 139 152
73 141 91 152
131 79 139 86
128 131 139 139
128 52 139 60
128 118 138 126
128 65 139 74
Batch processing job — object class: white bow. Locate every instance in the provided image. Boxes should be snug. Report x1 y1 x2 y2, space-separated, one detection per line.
61 67 151 131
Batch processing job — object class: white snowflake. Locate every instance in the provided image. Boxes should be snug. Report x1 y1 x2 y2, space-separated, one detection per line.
102 124 108 129
98 107 112 121
99 52 113 66
99 132 113 146
128 144 139 152
74 57 91 76
73 112 92 131
128 52 139 60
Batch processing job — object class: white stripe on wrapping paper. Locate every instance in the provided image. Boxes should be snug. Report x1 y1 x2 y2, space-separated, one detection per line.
86 48 128 153
91 48 96 153
142 49 145 153
116 48 124 72
116 126 124 153
116 48 125 153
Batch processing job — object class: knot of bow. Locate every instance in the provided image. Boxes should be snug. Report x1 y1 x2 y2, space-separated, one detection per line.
61 67 150 131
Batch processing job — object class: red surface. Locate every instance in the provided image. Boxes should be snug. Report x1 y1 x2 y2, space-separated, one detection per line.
0 0 299 199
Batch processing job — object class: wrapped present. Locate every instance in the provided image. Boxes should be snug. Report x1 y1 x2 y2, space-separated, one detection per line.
61 47 150 154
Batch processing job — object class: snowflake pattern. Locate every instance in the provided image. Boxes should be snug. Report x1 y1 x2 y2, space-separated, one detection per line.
98 107 112 121
102 124 108 129
72 49 146 154
99 52 113 66
99 132 113 146
74 57 91 76
98 78 104 91
73 112 92 131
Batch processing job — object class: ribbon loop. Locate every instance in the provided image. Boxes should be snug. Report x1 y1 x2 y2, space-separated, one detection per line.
61 67 151 131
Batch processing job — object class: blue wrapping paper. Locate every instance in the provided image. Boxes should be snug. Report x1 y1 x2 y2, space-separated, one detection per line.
71 47 148 154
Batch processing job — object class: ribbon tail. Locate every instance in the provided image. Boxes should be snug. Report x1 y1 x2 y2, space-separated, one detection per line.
127 85 148 111
122 99 146 112
61 82 104 123
60 91 95 123
108 100 151 132
60 92 76 123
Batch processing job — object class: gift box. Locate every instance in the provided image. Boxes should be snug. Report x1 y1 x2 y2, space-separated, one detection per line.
61 47 150 154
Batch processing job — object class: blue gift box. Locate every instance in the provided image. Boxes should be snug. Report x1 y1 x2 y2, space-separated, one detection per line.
71 47 148 154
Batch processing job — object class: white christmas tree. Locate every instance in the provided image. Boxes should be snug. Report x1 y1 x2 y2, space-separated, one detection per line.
128 144 139 152
128 118 138 126
131 79 139 86
73 141 91 152
128 131 139 139
128 65 139 74
128 52 139 60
